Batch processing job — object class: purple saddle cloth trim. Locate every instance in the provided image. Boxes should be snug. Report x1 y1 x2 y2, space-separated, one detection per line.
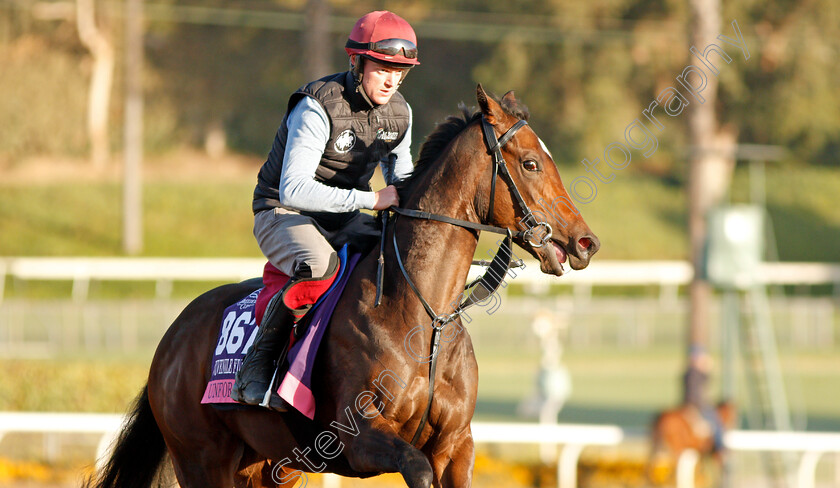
278 252 361 418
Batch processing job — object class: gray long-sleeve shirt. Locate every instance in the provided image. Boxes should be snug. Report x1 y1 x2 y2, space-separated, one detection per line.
277 96 414 213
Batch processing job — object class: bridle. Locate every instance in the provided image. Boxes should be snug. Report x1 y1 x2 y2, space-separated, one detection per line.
387 116 553 249
375 114 554 445
480 117 553 249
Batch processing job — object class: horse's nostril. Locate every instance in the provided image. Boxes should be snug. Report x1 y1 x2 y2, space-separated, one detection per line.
578 237 592 250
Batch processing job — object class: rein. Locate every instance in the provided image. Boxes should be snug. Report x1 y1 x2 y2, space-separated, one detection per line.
375 114 551 446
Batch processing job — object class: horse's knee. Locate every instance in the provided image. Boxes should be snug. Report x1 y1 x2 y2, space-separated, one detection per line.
437 439 475 488
399 449 434 488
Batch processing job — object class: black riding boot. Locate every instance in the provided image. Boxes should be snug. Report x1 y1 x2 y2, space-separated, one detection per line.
231 258 337 409
230 291 294 408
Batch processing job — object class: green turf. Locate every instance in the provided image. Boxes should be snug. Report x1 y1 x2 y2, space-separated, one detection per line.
2 164 840 262
2 345 837 432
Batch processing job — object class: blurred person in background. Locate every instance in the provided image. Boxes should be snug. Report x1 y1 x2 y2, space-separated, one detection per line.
232 10 420 407
682 346 725 452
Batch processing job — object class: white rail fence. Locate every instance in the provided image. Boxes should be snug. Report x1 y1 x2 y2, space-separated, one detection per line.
0 412 123 467
2 412 839 488
2 257 840 301
676 430 840 488
3 258 837 354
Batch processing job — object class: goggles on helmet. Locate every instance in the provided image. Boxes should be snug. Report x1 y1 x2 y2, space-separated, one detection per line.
345 38 418 59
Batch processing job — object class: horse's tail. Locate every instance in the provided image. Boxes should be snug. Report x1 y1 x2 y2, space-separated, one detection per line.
84 385 168 488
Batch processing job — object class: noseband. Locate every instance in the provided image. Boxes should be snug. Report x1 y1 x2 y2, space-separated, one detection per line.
376 114 554 446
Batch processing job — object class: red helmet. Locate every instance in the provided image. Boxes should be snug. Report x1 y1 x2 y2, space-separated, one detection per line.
345 11 420 67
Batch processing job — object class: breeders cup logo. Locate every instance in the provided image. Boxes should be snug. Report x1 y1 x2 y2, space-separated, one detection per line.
334 129 356 153
376 128 399 143
237 289 260 310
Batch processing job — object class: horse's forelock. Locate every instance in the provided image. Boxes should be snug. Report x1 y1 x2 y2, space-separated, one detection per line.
499 96 530 121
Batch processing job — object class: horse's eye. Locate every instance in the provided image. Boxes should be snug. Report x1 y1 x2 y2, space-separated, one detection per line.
522 160 539 172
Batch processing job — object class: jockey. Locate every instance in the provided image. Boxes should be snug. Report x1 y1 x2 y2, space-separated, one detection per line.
682 346 724 451
232 11 420 407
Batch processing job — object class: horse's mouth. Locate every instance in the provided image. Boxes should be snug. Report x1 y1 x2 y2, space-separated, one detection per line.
535 239 569 277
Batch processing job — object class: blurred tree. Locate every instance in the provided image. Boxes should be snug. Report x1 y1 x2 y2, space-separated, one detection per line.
123 0 143 255
303 0 332 81
0 8 88 163
76 0 114 170
721 0 840 166
685 0 735 408
2 0 839 169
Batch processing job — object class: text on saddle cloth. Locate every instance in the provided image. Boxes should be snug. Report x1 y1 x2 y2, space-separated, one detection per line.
201 245 355 413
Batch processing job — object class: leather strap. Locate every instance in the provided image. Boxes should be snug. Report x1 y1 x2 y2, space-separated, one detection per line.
458 233 514 310
410 325 442 446
390 207 518 238
374 211 388 307
482 119 527 221
481 118 541 229
388 115 545 447
392 215 515 447
392 226 440 321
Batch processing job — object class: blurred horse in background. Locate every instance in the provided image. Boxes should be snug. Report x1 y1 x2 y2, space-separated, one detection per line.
648 400 737 485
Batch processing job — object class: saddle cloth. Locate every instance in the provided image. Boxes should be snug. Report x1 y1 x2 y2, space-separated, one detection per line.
201 245 360 419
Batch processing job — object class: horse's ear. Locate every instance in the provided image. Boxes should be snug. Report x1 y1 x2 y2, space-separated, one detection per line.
477 84 504 125
502 90 516 104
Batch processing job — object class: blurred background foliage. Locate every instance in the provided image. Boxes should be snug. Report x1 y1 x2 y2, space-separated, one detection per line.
1 0 838 168
1 0 839 263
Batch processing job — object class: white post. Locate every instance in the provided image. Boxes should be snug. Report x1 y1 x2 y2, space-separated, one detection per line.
835 452 840 487
676 449 699 488
797 451 822 488
557 444 584 488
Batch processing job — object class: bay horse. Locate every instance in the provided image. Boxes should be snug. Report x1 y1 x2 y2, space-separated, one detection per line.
87 85 599 488
648 400 737 484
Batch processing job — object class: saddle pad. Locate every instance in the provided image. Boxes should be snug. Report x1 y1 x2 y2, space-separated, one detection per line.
201 246 358 410
277 252 361 419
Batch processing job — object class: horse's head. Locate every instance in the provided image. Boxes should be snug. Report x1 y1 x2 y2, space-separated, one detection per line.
474 85 600 275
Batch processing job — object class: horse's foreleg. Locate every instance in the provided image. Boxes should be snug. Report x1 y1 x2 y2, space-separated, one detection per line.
430 430 475 488
234 449 275 488
343 428 434 488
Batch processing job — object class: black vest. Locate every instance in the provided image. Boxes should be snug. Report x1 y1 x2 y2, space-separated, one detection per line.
253 71 410 225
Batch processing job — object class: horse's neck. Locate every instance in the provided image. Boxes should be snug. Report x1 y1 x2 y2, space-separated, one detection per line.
392 139 483 313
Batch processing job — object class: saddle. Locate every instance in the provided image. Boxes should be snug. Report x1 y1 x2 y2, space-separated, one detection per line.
202 245 360 417
255 250 340 327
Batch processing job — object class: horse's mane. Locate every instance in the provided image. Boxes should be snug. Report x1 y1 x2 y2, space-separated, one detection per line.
398 93 530 190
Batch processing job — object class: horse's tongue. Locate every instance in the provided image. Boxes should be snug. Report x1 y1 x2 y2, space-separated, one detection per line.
553 242 567 263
